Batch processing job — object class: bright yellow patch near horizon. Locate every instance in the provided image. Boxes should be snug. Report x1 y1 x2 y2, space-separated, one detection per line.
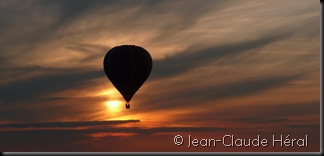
98 88 120 98
105 100 123 113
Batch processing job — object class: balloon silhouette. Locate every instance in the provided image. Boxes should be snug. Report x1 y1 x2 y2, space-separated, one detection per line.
103 45 153 109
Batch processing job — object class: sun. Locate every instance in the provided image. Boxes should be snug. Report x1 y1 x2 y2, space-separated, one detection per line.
105 100 123 113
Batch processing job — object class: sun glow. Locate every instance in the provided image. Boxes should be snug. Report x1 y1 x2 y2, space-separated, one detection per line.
105 100 123 113
98 88 120 98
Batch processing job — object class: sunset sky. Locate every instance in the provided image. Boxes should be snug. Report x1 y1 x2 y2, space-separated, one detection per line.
0 0 320 152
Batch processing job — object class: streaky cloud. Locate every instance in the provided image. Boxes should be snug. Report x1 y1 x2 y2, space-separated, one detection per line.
152 33 291 79
0 69 104 104
0 120 140 128
145 72 308 111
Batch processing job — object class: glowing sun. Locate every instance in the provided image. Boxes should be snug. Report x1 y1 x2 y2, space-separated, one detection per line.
105 100 123 113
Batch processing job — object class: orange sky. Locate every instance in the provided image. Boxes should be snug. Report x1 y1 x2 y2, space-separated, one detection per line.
0 0 320 153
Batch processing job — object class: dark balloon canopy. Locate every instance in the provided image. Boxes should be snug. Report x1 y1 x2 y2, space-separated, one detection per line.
103 45 153 109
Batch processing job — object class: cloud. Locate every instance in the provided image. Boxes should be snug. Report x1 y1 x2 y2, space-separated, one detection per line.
0 69 104 104
0 120 139 129
66 43 110 63
249 101 320 118
286 124 320 130
143 72 308 111
171 101 320 128
0 0 226 60
151 33 291 79
234 117 290 124
0 119 229 151
0 119 319 151
0 0 233 106
1 125 226 135
0 119 228 140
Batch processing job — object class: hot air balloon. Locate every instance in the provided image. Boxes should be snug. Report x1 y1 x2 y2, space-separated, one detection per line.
103 45 153 109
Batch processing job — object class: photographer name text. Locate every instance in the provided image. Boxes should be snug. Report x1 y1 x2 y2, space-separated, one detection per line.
174 134 308 148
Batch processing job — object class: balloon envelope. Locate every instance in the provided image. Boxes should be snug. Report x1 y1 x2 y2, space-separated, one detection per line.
103 45 152 108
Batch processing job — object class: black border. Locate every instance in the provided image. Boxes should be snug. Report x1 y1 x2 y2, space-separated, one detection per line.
1 152 323 155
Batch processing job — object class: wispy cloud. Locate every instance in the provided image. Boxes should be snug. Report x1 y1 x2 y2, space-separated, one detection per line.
0 69 103 104
152 33 291 78
0 120 139 129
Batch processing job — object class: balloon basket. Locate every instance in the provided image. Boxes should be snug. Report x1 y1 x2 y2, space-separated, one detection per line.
126 103 130 109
